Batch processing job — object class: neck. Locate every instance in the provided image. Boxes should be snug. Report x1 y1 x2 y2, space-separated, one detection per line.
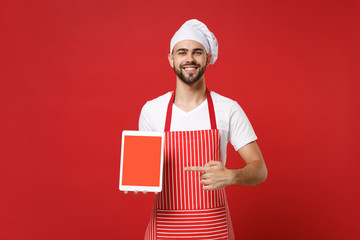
174 77 207 112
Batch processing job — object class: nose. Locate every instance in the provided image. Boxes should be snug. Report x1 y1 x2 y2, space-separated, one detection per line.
186 52 195 62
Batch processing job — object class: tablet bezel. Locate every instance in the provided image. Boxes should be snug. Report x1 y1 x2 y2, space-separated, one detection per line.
119 130 165 192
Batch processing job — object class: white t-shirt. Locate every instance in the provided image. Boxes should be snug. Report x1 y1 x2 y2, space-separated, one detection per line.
138 91 257 165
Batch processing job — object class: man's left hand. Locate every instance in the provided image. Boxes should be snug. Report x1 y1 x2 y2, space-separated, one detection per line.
184 161 234 191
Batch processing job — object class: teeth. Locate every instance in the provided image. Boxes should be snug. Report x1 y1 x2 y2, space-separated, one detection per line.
185 68 196 70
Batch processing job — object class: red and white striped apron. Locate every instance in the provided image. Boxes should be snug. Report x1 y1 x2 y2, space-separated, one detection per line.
145 89 235 240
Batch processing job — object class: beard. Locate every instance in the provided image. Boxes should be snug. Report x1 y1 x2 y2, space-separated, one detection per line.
173 62 207 85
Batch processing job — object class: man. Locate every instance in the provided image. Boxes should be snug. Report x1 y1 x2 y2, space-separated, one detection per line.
138 19 267 240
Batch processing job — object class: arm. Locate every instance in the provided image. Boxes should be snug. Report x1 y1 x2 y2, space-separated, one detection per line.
229 141 267 186
226 100 267 186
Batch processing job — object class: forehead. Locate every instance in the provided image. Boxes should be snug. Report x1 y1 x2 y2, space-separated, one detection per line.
173 40 206 52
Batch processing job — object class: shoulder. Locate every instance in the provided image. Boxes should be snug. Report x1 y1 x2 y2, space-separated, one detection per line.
139 91 171 132
141 91 172 113
210 91 240 113
210 91 257 150
210 90 250 128
140 91 172 119
211 91 237 104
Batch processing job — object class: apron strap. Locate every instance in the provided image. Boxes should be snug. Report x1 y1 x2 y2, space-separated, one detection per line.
206 89 217 130
164 88 217 132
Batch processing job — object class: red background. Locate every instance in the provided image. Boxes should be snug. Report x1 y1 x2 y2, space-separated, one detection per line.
1 0 359 239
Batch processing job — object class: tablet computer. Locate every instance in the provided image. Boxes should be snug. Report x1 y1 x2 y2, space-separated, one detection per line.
119 130 165 192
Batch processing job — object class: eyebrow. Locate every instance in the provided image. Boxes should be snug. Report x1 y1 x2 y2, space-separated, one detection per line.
176 48 205 52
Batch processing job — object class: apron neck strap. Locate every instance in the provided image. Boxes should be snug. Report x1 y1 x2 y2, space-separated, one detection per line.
164 88 217 132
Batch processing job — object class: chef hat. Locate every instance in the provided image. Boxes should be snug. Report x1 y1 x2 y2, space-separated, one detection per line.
170 19 218 64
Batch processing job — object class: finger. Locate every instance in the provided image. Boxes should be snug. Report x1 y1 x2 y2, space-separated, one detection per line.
155 192 159 195
203 185 215 191
134 191 139 195
205 161 221 167
184 166 207 172
200 179 211 185
124 191 128 194
143 190 147 195
200 173 210 179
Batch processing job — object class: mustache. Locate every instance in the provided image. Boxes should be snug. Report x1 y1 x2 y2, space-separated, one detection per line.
180 62 200 68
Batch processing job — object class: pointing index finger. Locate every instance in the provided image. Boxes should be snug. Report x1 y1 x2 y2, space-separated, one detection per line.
184 166 207 172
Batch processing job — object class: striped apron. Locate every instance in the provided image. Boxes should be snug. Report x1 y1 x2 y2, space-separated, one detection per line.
145 89 235 240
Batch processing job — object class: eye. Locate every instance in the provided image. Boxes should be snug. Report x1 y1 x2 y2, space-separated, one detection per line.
194 51 202 55
178 51 186 55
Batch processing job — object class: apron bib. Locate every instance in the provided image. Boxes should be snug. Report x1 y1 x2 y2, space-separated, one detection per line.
145 89 235 240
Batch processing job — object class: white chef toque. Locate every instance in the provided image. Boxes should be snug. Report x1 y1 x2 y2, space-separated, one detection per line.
170 19 218 64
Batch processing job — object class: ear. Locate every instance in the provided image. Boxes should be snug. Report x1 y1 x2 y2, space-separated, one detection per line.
206 53 213 66
168 54 174 68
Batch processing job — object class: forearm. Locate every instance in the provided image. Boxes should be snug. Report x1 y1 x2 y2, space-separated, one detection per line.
229 159 268 187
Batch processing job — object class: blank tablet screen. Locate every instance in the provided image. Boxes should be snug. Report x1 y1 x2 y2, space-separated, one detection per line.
120 131 164 192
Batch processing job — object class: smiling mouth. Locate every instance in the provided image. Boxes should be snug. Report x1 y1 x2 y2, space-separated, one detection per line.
182 65 199 72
